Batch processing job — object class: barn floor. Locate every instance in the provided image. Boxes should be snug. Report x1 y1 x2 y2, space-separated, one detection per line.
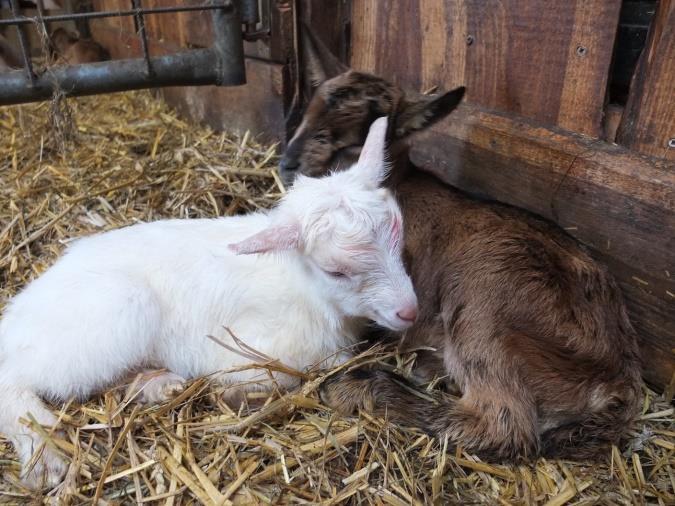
0 91 673 505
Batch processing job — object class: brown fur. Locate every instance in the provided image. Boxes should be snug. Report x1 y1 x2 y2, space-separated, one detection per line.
281 25 642 461
0 33 22 70
50 28 109 65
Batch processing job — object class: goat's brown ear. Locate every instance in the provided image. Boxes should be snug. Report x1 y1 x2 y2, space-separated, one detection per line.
300 22 349 89
393 87 466 139
50 27 77 53
0 33 21 68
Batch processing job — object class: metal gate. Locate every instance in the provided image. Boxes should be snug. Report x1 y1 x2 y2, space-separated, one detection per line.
0 0 262 105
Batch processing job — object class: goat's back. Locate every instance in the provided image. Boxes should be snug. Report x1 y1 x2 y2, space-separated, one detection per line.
397 172 640 431
62 40 109 64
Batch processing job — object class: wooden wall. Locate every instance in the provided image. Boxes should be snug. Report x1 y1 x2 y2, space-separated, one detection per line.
351 0 621 138
343 0 674 389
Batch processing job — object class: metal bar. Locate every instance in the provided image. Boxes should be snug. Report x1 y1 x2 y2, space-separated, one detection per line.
8 0 36 84
239 0 259 27
211 0 245 86
131 0 153 76
240 0 269 41
0 48 225 105
0 4 229 26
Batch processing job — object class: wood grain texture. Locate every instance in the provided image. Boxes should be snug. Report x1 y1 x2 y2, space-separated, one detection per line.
351 0 621 137
93 0 135 35
301 0 352 64
617 0 675 160
557 1 622 134
411 104 675 388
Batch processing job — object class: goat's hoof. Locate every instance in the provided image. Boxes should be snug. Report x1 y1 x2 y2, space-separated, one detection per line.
20 446 68 490
137 371 187 404
320 368 376 414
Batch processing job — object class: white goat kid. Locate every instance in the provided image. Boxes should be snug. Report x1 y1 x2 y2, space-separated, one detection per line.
0 117 417 489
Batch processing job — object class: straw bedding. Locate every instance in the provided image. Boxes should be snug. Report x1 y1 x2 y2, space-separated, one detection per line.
0 91 672 505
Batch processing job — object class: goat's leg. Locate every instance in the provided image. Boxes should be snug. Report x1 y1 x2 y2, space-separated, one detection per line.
320 367 538 460
0 276 162 488
438 385 539 460
0 383 68 489
127 370 187 405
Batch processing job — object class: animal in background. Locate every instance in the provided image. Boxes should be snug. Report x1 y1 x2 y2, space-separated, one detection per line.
0 117 417 489
0 28 108 71
50 27 109 64
280 24 641 463
0 33 22 70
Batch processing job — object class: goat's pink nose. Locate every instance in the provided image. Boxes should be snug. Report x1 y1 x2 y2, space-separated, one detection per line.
396 304 418 323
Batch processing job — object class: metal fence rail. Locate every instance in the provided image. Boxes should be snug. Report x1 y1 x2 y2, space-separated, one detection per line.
0 0 253 105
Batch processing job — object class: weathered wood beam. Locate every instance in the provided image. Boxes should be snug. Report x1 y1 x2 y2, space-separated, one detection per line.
351 0 621 138
412 104 675 389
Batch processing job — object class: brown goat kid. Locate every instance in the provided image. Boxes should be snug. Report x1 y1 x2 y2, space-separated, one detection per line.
0 33 22 71
50 28 109 65
0 29 107 71
279 27 642 460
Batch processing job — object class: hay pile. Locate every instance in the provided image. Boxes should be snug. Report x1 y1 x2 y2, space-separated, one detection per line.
0 91 673 505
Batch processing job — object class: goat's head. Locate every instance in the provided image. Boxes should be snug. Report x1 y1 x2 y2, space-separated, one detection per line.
231 117 418 331
279 23 465 185
50 28 110 64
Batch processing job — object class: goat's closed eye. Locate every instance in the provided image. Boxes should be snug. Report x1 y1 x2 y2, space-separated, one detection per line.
324 269 349 279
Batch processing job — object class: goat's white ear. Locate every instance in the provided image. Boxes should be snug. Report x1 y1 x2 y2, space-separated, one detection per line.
228 222 300 255
354 116 389 188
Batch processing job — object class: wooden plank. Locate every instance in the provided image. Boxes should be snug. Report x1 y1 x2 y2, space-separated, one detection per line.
301 0 352 64
350 0 621 137
556 1 622 134
91 0 135 35
352 0 421 87
617 0 675 160
410 104 675 389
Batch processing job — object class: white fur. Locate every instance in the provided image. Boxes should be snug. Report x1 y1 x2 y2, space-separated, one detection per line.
0 117 417 488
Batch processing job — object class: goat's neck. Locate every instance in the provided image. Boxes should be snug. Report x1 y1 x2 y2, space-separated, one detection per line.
385 142 416 189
